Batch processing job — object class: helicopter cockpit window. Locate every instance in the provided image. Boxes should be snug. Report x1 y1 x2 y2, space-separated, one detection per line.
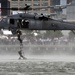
10 19 15 24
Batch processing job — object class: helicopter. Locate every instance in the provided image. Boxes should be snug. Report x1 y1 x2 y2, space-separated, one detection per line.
0 2 74 35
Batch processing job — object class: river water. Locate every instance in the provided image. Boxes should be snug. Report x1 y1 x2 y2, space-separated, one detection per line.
0 57 75 75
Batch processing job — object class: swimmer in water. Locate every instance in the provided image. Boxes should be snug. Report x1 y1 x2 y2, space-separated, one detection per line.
18 50 26 59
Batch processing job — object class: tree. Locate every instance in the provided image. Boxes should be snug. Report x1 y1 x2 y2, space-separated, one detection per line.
44 30 63 38
23 30 63 39
68 31 75 39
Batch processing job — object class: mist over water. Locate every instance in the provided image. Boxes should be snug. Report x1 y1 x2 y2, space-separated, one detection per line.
0 42 75 74
0 43 75 62
0 47 75 62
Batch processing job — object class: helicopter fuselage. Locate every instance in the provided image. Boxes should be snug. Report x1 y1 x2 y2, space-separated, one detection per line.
0 13 75 34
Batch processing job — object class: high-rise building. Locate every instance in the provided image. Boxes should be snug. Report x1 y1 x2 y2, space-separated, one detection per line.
9 0 52 15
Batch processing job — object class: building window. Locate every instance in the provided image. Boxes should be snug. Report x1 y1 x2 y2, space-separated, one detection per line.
41 2 48 6
25 0 32 1
12 0 18 1
52 0 60 5
42 0 48 1
33 0 40 1
33 3 40 6
11 1 18 7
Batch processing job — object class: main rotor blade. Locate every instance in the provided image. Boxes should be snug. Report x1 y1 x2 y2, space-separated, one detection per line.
0 7 32 10
0 6 51 11
0 8 18 10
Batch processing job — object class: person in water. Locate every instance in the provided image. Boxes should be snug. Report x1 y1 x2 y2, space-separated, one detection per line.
18 50 26 59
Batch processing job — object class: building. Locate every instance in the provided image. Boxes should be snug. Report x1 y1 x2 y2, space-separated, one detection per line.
51 0 60 5
50 0 60 13
0 0 10 16
66 0 75 21
9 0 52 15
9 0 63 15
60 0 67 14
